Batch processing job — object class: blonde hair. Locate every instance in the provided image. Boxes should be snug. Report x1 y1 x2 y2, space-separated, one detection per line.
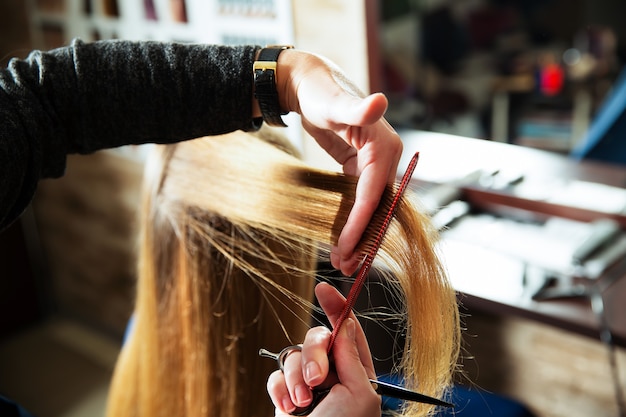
106 129 459 417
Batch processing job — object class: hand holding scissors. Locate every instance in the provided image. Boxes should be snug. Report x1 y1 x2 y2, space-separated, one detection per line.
264 283 455 416
265 283 381 417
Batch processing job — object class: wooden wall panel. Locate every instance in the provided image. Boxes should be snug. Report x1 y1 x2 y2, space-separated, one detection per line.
32 151 144 337
461 311 626 417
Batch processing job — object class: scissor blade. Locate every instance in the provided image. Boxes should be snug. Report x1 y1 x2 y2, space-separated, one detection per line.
370 379 455 408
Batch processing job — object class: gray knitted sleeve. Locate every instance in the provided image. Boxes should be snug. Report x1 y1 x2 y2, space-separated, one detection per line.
0 38 261 229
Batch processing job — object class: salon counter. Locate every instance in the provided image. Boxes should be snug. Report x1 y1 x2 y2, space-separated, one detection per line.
397 129 626 347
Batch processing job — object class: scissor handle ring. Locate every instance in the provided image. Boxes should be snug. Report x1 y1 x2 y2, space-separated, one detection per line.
277 345 303 372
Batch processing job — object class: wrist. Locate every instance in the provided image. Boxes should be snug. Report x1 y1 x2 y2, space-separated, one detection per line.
275 48 298 114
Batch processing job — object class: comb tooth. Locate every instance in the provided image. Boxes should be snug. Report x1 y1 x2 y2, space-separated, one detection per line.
355 187 397 254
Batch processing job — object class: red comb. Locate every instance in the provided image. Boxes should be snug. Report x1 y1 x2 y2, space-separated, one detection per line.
327 152 419 352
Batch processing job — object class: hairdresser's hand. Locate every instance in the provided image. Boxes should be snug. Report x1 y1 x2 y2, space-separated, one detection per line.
266 283 380 417
277 50 403 276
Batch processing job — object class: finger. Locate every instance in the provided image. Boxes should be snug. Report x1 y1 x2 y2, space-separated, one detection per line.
300 326 332 387
267 370 297 415
303 94 389 166
332 318 377 389
326 92 388 128
333 164 391 276
281 348 313 408
301 119 356 168
332 319 382 413
314 283 375 377
333 126 403 275
314 282 349 324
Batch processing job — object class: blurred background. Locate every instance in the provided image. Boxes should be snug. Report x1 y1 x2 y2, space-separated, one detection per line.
1 1 625 417
379 0 626 153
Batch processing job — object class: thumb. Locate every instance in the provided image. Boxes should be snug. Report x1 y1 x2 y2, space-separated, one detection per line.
332 318 372 388
327 92 388 128
315 282 375 376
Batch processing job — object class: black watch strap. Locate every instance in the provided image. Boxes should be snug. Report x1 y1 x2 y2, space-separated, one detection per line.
254 46 293 127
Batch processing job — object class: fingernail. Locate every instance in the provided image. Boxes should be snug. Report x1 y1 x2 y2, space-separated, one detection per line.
330 247 339 269
305 361 322 383
281 396 295 413
345 318 356 340
295 383 312 405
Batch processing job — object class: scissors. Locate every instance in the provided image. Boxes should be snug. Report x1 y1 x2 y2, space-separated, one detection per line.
259 345 455 416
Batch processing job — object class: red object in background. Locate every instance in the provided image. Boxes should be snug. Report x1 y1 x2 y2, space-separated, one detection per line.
540 63 565 96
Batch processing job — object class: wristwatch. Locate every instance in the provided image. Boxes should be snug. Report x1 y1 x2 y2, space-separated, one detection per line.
253 45 294 127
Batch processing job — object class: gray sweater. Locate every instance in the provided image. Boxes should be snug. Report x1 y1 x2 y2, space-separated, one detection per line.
0 39 261 230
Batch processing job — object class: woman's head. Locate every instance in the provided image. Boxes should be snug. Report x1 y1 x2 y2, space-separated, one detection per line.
107 128 459 417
